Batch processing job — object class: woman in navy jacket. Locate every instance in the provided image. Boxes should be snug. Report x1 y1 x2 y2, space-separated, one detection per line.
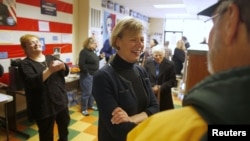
92 17 159 141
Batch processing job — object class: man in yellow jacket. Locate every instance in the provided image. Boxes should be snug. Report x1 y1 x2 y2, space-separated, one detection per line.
127 0 250 140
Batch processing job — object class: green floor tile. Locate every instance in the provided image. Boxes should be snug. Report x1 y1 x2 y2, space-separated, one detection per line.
68 128 81 140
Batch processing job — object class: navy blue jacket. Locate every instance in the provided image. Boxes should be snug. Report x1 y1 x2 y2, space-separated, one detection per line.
92 62 159 141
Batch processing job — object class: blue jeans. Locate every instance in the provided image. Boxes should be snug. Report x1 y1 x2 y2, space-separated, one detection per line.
79 73 94 111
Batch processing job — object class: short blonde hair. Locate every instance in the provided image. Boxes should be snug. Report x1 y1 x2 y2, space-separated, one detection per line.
152 45 165 57
20 34 39 49
110 17 144 49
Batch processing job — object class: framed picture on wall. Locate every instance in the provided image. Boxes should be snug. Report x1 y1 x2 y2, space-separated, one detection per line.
53 47 61 55
125 7 130 15
107 0 114 10
101 0 107 8
53 47 61 59
114 3 120 12
103 11 116 41
39 37 46 51
120 5 125 14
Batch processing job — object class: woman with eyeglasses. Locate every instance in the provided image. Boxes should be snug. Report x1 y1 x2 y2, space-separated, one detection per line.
19 34 70 141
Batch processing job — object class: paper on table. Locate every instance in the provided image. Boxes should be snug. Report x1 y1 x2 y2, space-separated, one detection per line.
0 93 13 103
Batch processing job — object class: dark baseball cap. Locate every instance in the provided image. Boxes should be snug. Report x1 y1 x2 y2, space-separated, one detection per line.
197 0 230 17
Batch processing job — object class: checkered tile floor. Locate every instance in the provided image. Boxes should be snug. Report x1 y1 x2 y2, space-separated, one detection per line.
0 105 98 141
0 95 182 141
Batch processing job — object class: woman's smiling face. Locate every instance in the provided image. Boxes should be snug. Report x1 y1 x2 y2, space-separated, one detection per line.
153 52 164 64
25 37 42 55
116 30 144 63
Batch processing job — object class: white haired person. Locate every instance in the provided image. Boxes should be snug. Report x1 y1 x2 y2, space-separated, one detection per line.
143 45 177 111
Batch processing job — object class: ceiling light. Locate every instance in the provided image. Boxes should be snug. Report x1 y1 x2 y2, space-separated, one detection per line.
165 14 189 16
154 4 185 8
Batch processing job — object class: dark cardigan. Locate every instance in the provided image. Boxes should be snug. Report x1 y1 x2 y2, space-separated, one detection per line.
92 54 159 141
19 55 69 121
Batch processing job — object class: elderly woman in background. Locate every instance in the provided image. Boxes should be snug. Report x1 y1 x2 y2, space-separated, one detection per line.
19 34 70 141
144 45 177 111
92 17 159 141
172 40 186 75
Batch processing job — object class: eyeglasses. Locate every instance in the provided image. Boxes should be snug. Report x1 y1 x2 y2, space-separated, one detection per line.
26 40 40 47
204 13 220 23
204 2 229 23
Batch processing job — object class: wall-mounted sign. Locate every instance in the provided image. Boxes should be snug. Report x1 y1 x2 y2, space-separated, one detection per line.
41 0 57 16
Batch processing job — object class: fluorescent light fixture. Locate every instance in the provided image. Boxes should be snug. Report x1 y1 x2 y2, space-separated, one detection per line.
165 14 189 16
165 13 190 18
154 4 185 8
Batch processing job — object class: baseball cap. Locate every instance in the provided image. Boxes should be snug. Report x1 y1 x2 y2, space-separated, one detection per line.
197 0 230 17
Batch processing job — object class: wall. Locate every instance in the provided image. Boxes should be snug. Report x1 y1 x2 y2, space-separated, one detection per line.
149 18 165 47
72 0 89 64
0 0 73 75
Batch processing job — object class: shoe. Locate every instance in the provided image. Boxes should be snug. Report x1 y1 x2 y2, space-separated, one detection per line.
82 110 89 116
91 106 98 111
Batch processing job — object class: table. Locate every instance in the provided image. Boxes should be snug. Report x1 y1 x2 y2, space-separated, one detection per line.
4 89 30 139
0 93 13 141
0 75 79 140
65 74 80 106
65 74 80 91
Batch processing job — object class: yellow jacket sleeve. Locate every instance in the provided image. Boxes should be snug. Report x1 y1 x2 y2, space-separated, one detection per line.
127 106 207 141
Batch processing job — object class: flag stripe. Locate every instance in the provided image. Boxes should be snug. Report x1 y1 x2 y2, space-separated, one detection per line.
0 17 72 33
16 3 73 24
0 44 72 58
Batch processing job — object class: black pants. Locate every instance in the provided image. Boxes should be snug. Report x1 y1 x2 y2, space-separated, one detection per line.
36 108 70 141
